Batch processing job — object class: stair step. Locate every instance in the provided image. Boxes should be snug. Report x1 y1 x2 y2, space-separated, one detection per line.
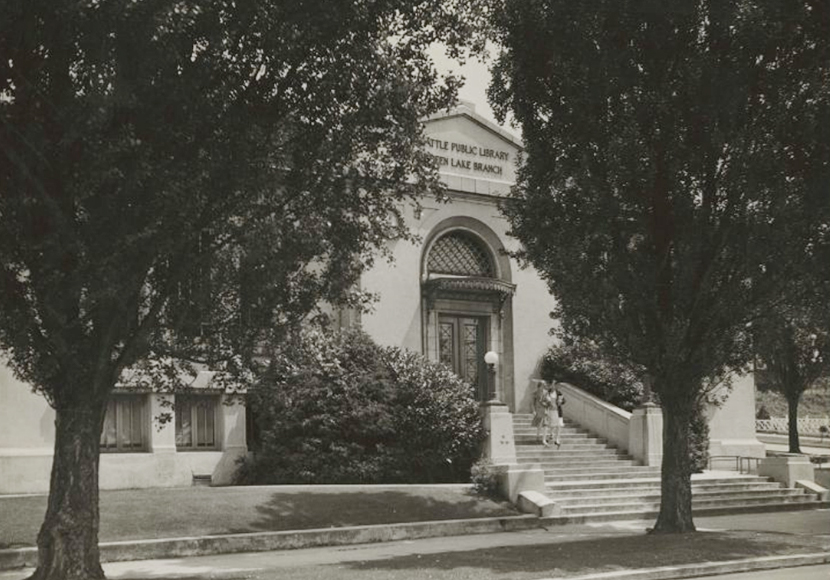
551 489 809 507
517 449 630 459
525 459 642 468
539 501 830 525
545 471 661 482
541 466 660 476
515 437 600 444
547 481 785 498
545 475 772 491
515 443 616 451
559 493 817 514
512 412 826 518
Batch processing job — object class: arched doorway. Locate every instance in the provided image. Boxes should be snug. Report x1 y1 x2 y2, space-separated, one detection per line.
421 219 515 403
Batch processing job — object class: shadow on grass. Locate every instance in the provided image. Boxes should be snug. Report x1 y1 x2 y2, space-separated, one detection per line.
0 487 517 547
226 489 518 534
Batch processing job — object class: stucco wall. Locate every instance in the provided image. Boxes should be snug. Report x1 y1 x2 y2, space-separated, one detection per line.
707 371 765 459
0 370 247 494
361 193 556 414
0 366 55 451
362 108 556 414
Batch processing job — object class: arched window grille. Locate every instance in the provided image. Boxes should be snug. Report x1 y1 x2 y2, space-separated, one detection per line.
427 232 494 278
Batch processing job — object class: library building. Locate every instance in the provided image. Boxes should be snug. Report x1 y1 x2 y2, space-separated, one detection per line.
0 103 763 493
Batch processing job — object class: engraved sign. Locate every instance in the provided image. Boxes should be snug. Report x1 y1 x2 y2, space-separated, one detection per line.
426 137 511 177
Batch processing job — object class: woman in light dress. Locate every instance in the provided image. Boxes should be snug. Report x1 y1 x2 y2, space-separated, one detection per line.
550 383 566 448
531 381 548 443
532 380 565 447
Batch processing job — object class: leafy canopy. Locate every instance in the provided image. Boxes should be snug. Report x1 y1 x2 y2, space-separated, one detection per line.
490 0 830 402
0 0 489 403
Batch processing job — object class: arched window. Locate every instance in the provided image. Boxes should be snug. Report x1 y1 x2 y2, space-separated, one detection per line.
427 232 494 278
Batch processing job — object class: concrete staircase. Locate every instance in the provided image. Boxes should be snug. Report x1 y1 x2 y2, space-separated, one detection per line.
513 413 828 522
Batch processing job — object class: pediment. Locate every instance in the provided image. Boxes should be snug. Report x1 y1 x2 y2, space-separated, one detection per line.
423 104 522 196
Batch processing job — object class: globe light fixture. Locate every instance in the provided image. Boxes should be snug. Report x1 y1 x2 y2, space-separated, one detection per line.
484 351 499 402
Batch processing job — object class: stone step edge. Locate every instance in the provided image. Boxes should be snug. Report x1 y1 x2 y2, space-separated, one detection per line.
546 476 767 487
0 514 542 571
540 499 830 525
548 486 789 498
544 473 661 481
550 489 809 503
557 495 818 512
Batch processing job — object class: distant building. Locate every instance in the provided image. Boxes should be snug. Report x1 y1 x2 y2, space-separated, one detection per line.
0 103 762 494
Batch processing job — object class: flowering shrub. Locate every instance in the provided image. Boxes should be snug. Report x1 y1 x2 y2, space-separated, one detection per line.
236 327 484 484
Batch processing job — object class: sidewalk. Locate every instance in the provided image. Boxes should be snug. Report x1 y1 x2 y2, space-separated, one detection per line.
2 510 829 580
757 434 830 457
2 481 829 579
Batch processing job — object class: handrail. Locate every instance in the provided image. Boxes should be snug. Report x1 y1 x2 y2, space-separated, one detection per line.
707 455 761 474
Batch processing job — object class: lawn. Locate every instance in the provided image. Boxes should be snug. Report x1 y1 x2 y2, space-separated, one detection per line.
0 484 518 549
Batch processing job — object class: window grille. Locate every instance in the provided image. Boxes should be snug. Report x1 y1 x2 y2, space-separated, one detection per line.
427 232 493 277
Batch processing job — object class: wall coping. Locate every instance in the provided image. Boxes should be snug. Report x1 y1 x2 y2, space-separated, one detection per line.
557 382 632 422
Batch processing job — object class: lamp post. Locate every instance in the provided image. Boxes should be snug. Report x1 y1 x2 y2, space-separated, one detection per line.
484 350 499 403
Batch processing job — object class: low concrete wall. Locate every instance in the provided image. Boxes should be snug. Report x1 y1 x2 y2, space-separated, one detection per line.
757 454 815 488
495 463 546 504
557 383 631 453
815 467 830 490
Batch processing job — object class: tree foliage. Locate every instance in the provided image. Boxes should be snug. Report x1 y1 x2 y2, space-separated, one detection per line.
490 0 830 533
0 2 487 578
753 307 830 453
541 338 646 411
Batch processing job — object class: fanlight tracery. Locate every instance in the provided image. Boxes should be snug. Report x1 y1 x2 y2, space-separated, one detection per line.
427 231 494 277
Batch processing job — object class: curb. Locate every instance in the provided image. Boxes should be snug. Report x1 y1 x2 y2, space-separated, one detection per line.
0 514 541 571
538 552 830 580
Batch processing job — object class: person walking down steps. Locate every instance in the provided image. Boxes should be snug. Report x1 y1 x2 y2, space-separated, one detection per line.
533 381 558 447
531 380 548 444
550 382 566 448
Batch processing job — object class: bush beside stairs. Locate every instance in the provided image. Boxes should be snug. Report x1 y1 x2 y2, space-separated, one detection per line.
512 413 830 523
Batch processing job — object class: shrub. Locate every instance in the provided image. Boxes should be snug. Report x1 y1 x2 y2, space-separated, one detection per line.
238 327 484 484
540 340 645 411
689 402 710 473
383 348 486 482
470 458 501 498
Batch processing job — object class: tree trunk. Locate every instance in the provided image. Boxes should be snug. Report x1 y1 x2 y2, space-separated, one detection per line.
787 393 801 454
651 399 696 534
27 401 107 580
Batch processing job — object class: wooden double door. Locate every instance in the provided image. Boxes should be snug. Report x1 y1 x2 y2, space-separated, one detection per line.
438 314 489 402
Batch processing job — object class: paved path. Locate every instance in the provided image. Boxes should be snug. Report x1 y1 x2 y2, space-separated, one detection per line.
2 510 828 580
694 509 830 535
699 563 830 580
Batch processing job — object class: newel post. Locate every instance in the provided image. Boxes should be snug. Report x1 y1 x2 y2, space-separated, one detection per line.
629 401 663 467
